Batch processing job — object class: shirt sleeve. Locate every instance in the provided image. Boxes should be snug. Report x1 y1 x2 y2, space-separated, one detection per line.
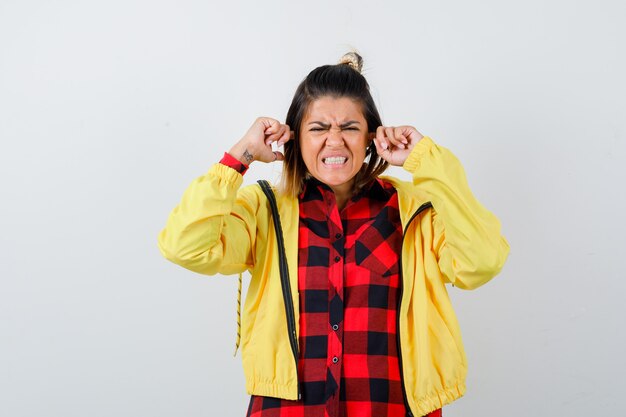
220 152 249 175
403 136 510 290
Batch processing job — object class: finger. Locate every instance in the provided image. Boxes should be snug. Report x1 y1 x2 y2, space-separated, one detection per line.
373 138 390 162
384 127 395 141
405 126 424 142
265 131 284 145
394 127 409 144
373 138 383 156
276 128 292 147
372 137 380 151
262 118 281 135
384 127 406 149
265 124 287 145
261 150 283 163
372 138 382 154
385 127 402 146
376 126 389 150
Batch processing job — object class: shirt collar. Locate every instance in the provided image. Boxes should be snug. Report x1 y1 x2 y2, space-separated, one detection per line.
299 176 384 203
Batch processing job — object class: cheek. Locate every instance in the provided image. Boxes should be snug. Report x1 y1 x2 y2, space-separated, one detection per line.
299 135 322 155
353 137 370 160
298 140 317 170
301 153 314 171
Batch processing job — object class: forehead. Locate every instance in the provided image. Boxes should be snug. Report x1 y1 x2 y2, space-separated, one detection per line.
303 96 365 122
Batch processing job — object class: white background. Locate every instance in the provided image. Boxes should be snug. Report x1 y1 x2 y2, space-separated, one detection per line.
1 0 624 416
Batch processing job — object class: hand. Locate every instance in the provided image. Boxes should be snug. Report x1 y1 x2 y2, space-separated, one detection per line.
372 125 424 166
228 117 294 165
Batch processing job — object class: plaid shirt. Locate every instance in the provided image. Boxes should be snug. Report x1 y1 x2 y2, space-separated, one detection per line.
220 154 441 417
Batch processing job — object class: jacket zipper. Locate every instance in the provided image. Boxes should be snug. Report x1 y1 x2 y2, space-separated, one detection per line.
276 226 301 400
397 201 433 417
257 181 302 400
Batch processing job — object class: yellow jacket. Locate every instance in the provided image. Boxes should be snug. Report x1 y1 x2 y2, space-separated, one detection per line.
157 137 510 416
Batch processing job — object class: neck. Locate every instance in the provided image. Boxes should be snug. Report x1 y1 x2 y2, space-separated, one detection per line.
329 181 355 211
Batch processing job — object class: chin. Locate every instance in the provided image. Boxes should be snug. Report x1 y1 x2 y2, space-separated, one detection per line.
320 176 354 188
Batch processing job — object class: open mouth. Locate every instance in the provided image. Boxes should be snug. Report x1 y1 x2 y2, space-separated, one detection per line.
322 156 347 165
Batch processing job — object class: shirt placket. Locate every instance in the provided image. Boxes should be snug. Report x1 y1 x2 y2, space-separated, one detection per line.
323 191 345 417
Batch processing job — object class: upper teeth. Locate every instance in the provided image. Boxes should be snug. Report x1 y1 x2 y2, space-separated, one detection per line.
324 157 346 164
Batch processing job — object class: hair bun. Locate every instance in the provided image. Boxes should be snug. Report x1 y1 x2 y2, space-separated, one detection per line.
338 51 363 73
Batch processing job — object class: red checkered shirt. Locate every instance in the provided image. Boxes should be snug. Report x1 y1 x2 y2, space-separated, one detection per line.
220 154 442 417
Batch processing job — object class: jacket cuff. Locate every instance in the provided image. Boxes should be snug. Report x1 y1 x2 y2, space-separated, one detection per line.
208 162 245 189
403 136 435 172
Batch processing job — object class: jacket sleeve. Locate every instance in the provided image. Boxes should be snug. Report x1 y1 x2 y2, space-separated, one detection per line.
403 136 510 290
157 163 258 276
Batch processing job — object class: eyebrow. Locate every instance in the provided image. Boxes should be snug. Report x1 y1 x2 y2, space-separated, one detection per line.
307 121 361 128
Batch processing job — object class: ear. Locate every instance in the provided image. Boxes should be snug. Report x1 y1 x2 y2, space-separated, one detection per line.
368 132 376 141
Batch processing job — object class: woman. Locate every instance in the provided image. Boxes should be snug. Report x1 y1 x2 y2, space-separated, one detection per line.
158 52 509 417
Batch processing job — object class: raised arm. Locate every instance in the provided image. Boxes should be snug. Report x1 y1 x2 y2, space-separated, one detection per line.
157 117 293 276
374 127 510 289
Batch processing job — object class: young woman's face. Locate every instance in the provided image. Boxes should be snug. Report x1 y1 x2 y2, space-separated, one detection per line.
299 96 370 198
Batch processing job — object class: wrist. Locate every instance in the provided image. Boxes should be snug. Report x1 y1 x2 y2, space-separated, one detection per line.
228 142 256 165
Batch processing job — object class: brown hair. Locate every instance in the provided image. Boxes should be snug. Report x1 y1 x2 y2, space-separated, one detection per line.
280 52 388 197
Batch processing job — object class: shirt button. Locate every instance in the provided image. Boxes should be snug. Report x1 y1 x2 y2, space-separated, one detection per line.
334 256 341 262
335 233 342 239
332 356 339 364
332 324 339 331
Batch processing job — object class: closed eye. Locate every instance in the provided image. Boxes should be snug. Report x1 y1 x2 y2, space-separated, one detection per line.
309 127 359 131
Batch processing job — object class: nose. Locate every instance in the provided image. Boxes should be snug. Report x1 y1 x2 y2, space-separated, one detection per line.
325 127 344 147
